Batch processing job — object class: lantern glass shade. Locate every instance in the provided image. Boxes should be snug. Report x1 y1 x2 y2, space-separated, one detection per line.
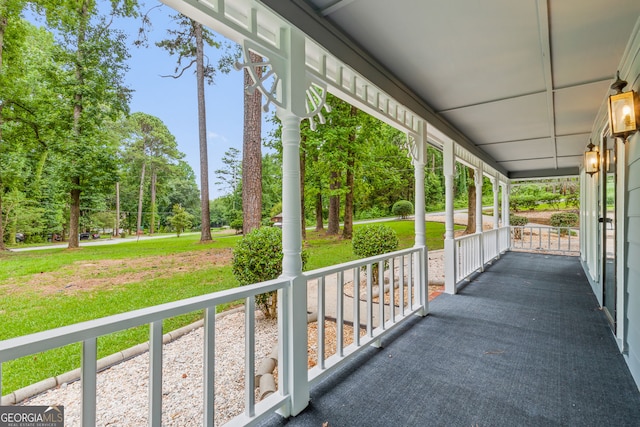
608 91 637 137
584 147 599 176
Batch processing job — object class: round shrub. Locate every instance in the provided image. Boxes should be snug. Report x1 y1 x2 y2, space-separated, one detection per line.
550 212 579 228
352 224 399 285
510 214 528 240
550 212 579 236
509 215 528 227
232 227 308 318
392 200 414 219
230 219 243 234
352 224 399 258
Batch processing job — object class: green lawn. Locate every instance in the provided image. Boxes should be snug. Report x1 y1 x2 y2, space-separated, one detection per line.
0 220 449 394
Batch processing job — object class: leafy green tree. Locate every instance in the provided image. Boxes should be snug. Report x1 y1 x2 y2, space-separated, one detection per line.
168 204 193 237
143 8 237 242
122 112 181 235
215 147 241 210
33 0 138 248
161 160 201 228
0 5 32 248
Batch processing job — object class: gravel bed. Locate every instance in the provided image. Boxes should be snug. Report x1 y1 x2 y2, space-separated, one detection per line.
20 311 278 426
18 252 450 425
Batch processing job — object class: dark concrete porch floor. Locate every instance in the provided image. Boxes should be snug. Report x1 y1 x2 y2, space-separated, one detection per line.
263 252 640 427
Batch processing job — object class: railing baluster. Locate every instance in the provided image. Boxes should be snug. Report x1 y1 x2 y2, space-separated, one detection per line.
389 257 395 323
408 255 413 308
399 255 405 316
81 338 97 427
318 276 325 369
203 306 215 427
558 228 562 251
529 227 533 250
149 320 163 427
245 296 256 418
366 264 373 336
378 261 385 330
353 267 360 347
337 271 344 357
539 226 542 249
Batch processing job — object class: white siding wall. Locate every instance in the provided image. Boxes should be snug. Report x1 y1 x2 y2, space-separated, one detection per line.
621 20 640 387
626 131 640 385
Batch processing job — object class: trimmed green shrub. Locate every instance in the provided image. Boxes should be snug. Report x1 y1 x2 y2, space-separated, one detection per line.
230 219 243 234
510 194 537 211
550 212 579 228
392 200 414 219
352 224 399 285
232 227 308 318
510 214 528 240
550 212 579 235
510 215 528 226
355 206 389 220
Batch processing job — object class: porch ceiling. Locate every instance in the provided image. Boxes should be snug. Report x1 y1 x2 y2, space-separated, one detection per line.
261 0 640 179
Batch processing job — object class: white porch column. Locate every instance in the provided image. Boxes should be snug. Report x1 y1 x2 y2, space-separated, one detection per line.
475 163 484 233
503 181 511 250
444 139 456 294
475 163 484 271
280 113 304 277
492 178 499 229
277 28 309 417
412 122 428 316
492 177 500 258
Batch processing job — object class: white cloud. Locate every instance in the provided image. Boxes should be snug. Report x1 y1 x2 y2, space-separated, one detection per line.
208 132 228 143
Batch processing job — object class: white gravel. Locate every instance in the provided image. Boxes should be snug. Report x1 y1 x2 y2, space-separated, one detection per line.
18 251 449 426
20 311 278 426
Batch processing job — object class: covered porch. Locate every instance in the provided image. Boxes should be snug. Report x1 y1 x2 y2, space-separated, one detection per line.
264 251 640 426
2 0 640 425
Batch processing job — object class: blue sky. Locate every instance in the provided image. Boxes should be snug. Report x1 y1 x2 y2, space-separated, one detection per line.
114 2 275 198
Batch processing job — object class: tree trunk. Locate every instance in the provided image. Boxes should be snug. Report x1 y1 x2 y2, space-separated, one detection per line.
300 134 306 240
0 189 5 251
242 51 263 235
315 192 323 231
314 150 323 231
149 168 157 234
115 182 120 237
342 106 358 240
0 15 7 70
465 168 476 235
195 22 212 242
68 2 88 250
327 171 340 235
137 162 146 236
69 177 81 248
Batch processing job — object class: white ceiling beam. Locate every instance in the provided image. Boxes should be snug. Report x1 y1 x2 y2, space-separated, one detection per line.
535 0 558 169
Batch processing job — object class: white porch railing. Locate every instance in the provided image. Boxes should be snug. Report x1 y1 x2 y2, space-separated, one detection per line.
304 247 426 385
0 247 427 426
455 233 482 283
454 226 510 283
510 225 579 254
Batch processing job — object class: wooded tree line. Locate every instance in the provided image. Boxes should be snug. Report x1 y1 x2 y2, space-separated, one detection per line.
212 94 493 238
0 1 209 249
2 2 579 250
